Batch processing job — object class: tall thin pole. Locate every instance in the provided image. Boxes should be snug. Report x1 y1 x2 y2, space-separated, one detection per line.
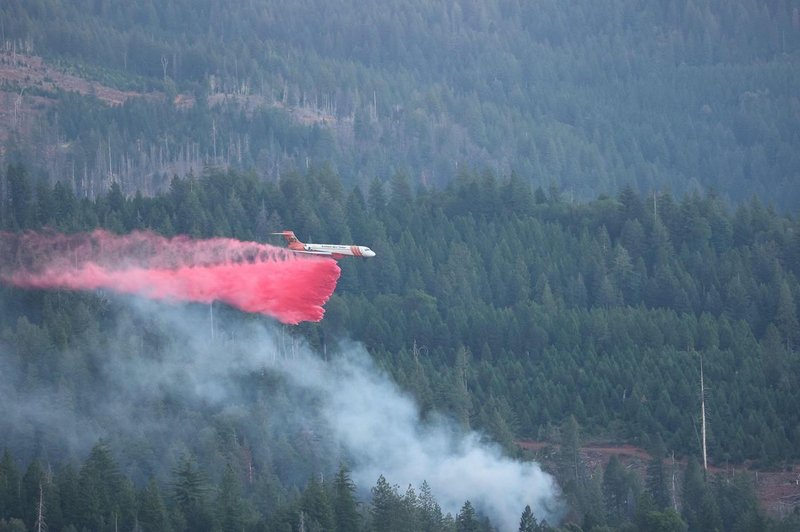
35 482 45 532
701 355 708 473
671 451 678 511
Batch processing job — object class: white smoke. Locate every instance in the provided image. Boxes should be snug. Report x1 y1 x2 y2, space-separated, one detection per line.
283 345 562 529
0 297 562 528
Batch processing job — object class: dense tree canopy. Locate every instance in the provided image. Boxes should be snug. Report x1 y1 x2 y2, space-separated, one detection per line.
1 0 798 209
1 2 799 530
3 164 799 463
1 164 799 529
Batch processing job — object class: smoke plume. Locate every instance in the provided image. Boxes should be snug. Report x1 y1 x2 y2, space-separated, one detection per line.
288 342 563 529
0 229 340 324
0 294 562 528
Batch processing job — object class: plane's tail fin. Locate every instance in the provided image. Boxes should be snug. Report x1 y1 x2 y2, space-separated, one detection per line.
271 231 304 250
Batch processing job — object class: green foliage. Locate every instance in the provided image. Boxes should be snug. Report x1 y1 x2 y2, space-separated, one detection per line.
332 464 360 532
519 504 547 532
138 478 171 532
4 164 800 465
2 1 799 209
635 507 687 532
646 441 671 511
1 165 800 530
417 481 447 532
170 454 213 532
602 456 638 526
75 442 136 531
455 501 480 532
300 475 334 532
370 475 403 532
0 441 789 531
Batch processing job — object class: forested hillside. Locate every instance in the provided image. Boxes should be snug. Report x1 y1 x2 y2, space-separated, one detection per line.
2 1 800 530
7 164 798 465
2 164 800 530
1 0 799 208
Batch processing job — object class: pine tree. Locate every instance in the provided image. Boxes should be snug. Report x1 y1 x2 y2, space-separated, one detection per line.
300 474 334 532
138 478 171 532
216 463 246 532
518 504 539 532
556 416 585 494
455 501 479 532
416 481 444 532
76 442 125 532
646 440 671 510
580 475 606 530
603 455 630 526
398 484 420 532
367 178 386 213
56 464 79 530
370 475 399 532
171 455 212 532
332 465 360 532
450 346 472 430
681 457 719 532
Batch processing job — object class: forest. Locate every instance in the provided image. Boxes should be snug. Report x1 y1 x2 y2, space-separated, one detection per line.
1 164 799 531
1 0 799 209
1 0 799 530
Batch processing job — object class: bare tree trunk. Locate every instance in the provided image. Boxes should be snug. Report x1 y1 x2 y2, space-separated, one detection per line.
161 55 168 82
700 355 708 474
671 451 678 511
212 120 217 162
35 482 46 532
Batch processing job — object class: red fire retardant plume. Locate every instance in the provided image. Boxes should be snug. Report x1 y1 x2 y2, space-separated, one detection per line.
0 230 341 324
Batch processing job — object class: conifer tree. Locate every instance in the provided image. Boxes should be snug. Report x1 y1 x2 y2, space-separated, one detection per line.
138 478 171 532
646 440 671 510
216 463 247 532
416 481 444 532
76 442 127 532
370 475 399 532
332 464 360 532
171 454 212 532
455 501 479 532
518 504 540 532
603 455 631 527
300 474 334 532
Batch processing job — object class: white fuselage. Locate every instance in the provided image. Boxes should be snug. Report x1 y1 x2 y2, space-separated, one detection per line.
301 243 376 258
274 230 376 258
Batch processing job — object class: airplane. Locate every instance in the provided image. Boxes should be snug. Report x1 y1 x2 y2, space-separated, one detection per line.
271 231 376 258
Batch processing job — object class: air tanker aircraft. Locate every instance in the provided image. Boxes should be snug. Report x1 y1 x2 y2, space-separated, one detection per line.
272 231 376 258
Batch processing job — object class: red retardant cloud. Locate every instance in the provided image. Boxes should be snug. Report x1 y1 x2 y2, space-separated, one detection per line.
0 230 341 324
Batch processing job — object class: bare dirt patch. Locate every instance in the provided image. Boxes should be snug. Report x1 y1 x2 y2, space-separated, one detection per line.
0 51 345 149
0 51 165 149
0 51 162 106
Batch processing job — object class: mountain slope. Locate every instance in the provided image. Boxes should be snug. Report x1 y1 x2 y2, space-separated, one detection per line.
1 0 798 208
